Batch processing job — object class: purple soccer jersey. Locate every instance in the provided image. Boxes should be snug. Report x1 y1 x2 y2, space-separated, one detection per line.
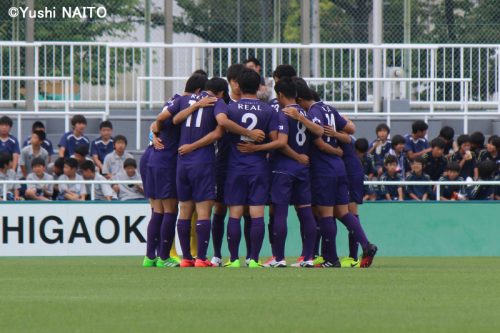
58 132 89 158
269 98 280 112
340 137 365 204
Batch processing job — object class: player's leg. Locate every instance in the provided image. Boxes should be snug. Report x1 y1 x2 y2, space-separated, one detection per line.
190 212 198 258
143 198 164 266
316 205 339 267
194 200 214 267
157 198 180 267
225 205 244 267
243 205 252 264
211 202 227 265
177 200 196 267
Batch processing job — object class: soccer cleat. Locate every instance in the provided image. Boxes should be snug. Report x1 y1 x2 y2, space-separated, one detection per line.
360 243 378 268
142 256 157 267
223 259 241 268
262 257 277 268
195 258 214 267
299 260 315 268
170 256 181 264
267 260 287 268
248 259 263 268
180 258 195 267
210 257 223 267
156 257 180 268
312 255 325 266
245 258 251 266
340 257 360 268
291 256 305 267
319 260 341 268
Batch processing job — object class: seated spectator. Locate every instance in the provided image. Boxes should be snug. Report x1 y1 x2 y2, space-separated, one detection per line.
0 152 19 200
58 115 90 158
404 120 431 160
25 157 53 201
71 144 92 174
368 123 391 176
19 130 50 178
57 158 86 201
102 135 134 179
477 135 499 171
113 158 144 201
23 121 55 155
354 138 376 179
495 174 500 200
422 138 447 180
405 156 432 201
363 174 376 201
91 120 114 172
388 134 411 178
81 160 114 201
436 162 464 201
450 134 477 180
438 126 456 156
377 155 403 201
470 131 485 157
0 116 20 171
464 160 496 200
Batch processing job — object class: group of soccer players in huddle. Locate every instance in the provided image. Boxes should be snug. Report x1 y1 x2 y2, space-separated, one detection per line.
141 63 377 269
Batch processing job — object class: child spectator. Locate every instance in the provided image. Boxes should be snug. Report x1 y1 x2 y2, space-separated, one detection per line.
57 158 86 201
23 121 54 155
388 134 411 178
354 138 376 179
71 145 92 174
19 130 50 178
477 135 499 170
368 123 392 176
422 138 447 180
91 120 114 172
405 156 432 201
49 157 65 200
0 152 19 200
438 126 455 156
450 134 477 180
58 115 90 158
464 160 496 200
377 155 404 201
113 158 144 201
363 174 377 201
0 116 20 171
81 160 114 201
102 135 133 179
404 120 431 160
25 157 53 201
470 131 485 157
436 162 464 201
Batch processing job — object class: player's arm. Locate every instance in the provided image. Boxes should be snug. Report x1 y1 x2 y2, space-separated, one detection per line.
237 132 288 153
216 113 265 142
323 127 351 144
282 107 324 137
313 137 343 157
178 126 224 156
280 144 309 165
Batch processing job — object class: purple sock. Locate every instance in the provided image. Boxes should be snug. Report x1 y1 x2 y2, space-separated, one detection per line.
211 213 225 258
348 214 360 260
268 211 275 256
313 215 321 257
272 204 288 261
243 215 252 259
227 217 241 261
196 219 211 260
296 207 317 261
146 212 163 259
339 213 369 250
159 213 177 260
319 217 338 263
177 219 192 260
250 217 265 262
299 212 305 257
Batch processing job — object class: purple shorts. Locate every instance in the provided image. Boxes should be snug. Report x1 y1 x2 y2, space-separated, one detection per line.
224 172 270 206
176 163 216 202
270 171 311 206
147 165 177 200
311 175 349 206
215 170 226 203
140 146 153 198
347 173 364 204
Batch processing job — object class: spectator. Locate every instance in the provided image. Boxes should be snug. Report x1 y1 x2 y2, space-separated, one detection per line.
450 134 477 179
91 120 114 172
102 135 133 179
436 162 464 201
58 115 90 158
113 158 144 201
422 138 447 180
470 131 485 157
477 135 499 171
404 120 431 160
81 160 114 201
362 174 377 201
405 156 432 201
244 57 271 101
495 173 500 200
368 123 392 176
464 160 495 200
377 155 404 201
49 157 65 200
22 121 55 155
25 157 53 201
354 138 376 179
0 152 19 200
71 144 92 174
438 126 456 156
0 116 20 171
19 130 50 178
388 134 411 178
57 158 86 201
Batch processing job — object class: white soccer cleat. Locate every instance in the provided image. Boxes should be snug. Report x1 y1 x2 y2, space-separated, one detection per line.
210 257 222 267
262 257 277 268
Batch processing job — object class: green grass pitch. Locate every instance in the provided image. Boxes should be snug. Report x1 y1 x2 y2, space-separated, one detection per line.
1 257 500 333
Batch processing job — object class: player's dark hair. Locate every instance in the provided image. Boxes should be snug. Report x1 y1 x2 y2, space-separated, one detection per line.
384 154 398 165
31 157 46 168
99 120 113 130
376 123 390 134
412 156 424 165
32 130 46 142
226 64 246 82
477 160 496 180
391 134 406 148
124 158 137 169
184 74 208 94
192 69 208 77
81 160 96 172
237 68 261 94
457 134 470 147
431 137 446 150
445 162 461 173
489 135 500 150
243 57 261 68
310 89 321 102
74 144 89 157
114 135 127 146
439 126 454 141
470 131 485 148
293 77 314 101
54 157 65 170
64 158 78 169
0 152 11 168
412 120 428 133
272 64 297 80
205 77 229 96
71 115 87 127
0 116 13 127
354 138 369 153
32 121 45 132
274 77 297 99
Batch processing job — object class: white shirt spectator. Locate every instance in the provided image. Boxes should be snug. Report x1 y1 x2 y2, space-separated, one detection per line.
20 145 50 175
102 151 134 178
58 174 87 198
26 172 54 196
114 171 144 201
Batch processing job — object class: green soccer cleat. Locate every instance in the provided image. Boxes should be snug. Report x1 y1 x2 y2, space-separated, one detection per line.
223 259 241 268
248 259 263 268
156 257 181 268
312 255 325 266
142 256 158 267
340 257 360 268
170 256 181 264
